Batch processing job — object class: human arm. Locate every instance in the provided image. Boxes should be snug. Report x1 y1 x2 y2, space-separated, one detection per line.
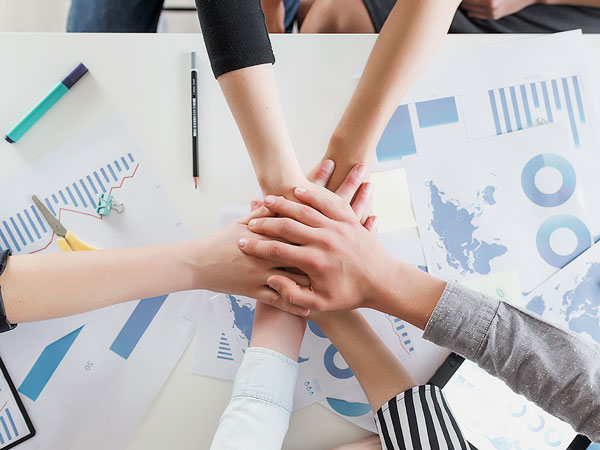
0 208 311 325
313 0 460 191
262 0 286 33
238 186 600 441
210 302 305 450
460 0 600 21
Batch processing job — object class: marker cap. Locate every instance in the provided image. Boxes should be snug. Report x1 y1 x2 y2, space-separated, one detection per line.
191 52 198 71
61 63 89 89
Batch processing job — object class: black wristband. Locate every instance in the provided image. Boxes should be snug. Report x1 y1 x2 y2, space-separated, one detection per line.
0 250 16 332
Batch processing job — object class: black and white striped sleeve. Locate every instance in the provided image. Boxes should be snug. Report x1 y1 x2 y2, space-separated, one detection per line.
375 385 469 450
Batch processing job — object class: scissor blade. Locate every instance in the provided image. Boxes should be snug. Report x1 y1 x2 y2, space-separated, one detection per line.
32 195 67 237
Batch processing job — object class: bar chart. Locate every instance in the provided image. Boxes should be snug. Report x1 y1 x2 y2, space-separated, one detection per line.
216 332 234 362
488 76 587 147
0 152 137 254
0 406 21 446
376 96 466 164
386 315 415 354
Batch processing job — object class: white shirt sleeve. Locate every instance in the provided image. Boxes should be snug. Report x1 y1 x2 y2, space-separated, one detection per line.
210 346 299 450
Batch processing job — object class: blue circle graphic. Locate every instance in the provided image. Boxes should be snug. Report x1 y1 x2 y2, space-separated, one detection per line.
521 154 576 207
536 214 591 268
324 344 353 379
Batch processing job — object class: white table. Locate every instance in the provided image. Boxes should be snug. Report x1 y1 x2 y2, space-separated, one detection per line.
1 32 598 450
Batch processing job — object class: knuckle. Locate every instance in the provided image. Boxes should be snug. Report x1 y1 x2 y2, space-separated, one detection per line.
279 218 293 234
269 243 282 258
298 206 313 220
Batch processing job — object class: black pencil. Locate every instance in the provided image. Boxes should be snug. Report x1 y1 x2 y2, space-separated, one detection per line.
191 52 199 189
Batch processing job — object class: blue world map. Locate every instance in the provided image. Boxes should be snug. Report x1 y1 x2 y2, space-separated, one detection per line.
428 181 508 275
527 262 600 344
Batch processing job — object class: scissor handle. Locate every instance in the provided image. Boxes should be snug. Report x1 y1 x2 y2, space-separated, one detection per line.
63 231 97 251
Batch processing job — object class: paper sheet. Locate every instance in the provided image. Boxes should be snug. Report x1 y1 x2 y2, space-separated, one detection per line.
0 119 196 449
372 30 596 171
404 123 595 294
371 169 416 232
524 241 600 346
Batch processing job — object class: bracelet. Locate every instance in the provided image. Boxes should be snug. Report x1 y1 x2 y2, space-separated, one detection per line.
0 250 17 332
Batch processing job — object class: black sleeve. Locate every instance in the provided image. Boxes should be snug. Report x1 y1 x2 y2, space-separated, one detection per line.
196 0 275 79
0 250 16 333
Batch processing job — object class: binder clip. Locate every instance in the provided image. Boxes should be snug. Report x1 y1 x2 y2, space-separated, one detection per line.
96 193 124 217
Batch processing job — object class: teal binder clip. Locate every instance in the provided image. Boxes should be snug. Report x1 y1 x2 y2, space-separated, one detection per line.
96 193 124 217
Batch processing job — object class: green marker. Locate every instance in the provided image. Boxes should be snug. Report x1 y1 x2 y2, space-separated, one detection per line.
5 62 89 144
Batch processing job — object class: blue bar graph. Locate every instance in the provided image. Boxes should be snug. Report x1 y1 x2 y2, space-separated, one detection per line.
110 295 168 360
5 409 18 438
415 97 459 128
18 327 83 401
376 105 417 162
509 86 522 131
391 317 415 353
217 331 234 361
489 90 502 135
488 76 586 148
499 88 512 133
0 152 136 253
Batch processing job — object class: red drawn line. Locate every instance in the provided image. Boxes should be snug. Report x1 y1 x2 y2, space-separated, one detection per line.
0 401 6 414
110 163 139 195
28 163 141 254
385 315 411 356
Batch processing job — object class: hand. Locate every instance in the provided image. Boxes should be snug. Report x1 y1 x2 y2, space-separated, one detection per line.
197 207 311 316
238 185 393 312
331 435 381 450
261 0 286 33
460 0 535 20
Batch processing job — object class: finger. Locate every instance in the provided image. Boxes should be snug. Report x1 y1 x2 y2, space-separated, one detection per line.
293 186 353 222
351 182 373 219
244 205 276 223
364 215 378 233
255 286 310 317
250 199 263 211
248 217 319 244
262 195 329 228
335 164 368 202
239 237 310 268
273 268 310 287
267 274 323 311
310 159 335 187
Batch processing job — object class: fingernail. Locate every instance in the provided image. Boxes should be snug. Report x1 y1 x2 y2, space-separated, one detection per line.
357 165 367 178
322 159 334 173
238 238 248 248
248 219 257 227
250 200 259 208
268 280 279 291
300 308 310 317
364 182 373 194
295 187 306 195
264 195 275 205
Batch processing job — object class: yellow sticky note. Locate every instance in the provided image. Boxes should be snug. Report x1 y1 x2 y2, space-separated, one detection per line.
461 270 525 306
371 168 417 232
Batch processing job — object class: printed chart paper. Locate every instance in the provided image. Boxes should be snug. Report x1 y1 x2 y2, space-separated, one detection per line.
0 119 196 450
373 31 597 170
405 124 595 293
524 242 600 346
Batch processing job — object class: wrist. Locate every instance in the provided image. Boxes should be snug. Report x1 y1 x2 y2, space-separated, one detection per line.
181 239 211 291
326 131 374 165
257 165 305 196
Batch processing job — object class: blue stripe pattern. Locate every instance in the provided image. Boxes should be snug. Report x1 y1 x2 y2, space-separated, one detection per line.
499 88 512 133
509 86 522 130
488 90 502 135
520 85 533 127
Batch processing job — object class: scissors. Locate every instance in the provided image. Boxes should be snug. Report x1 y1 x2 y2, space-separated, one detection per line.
32 195 97 252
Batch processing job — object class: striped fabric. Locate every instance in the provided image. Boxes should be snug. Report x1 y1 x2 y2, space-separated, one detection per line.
375 385 469 450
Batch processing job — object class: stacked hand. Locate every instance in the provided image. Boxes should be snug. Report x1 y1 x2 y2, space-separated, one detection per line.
460 0 536 20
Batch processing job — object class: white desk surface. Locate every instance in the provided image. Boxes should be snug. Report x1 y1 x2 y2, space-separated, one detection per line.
1 32 598 450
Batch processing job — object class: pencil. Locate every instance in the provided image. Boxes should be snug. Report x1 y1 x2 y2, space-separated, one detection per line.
191 52 199 189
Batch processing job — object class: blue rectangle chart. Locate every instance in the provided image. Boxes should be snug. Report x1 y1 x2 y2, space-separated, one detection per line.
488 76 586 147
416 97 460 128
18 327 84 401
0 153 137 254
110 295 168 360
376 105 417 162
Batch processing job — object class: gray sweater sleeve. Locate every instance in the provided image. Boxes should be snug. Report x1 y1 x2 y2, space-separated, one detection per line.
423 281 600 441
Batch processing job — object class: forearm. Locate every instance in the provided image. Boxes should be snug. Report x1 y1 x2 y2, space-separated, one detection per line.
218 64 305 195
313 310 415 411
250 301 306 360
324 0 460 184
424 282 600 441
0 241 201 323
539 0 600 5
262 0 285 33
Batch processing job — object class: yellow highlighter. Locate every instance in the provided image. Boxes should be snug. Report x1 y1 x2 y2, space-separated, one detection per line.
32 195 97 252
